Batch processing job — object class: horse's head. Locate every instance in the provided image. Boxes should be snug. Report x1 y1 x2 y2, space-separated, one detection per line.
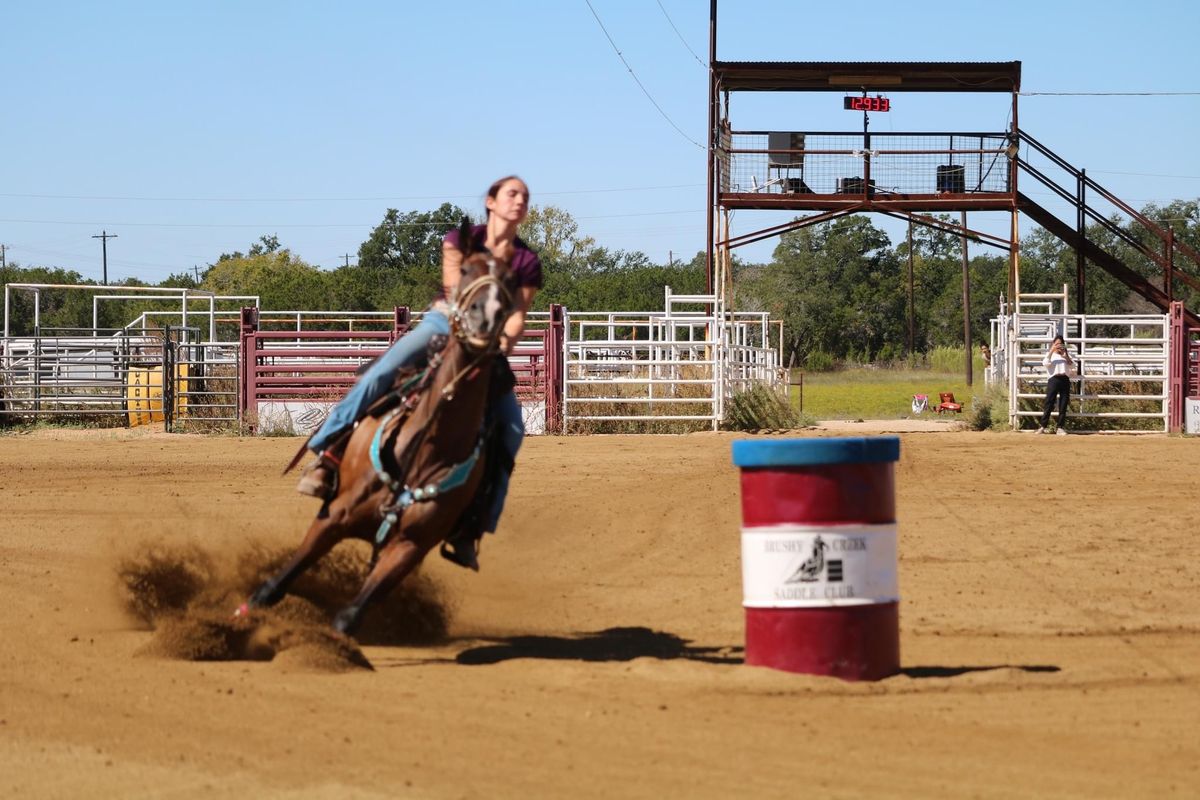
450 218 515 352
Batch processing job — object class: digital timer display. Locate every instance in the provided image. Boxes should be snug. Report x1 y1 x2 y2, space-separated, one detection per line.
843 96 891 112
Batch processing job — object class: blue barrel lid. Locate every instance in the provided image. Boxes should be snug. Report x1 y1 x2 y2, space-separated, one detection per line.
732 436 900 467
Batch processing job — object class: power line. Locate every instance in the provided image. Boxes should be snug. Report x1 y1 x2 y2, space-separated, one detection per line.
1022 91 1200 96
582 0 704 150
1 207 706 229
655 0 706 69
4 218 375 229
0 183 704 204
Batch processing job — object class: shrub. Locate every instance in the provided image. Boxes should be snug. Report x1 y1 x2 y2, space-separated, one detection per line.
968 384 1009 431
723 384 813 431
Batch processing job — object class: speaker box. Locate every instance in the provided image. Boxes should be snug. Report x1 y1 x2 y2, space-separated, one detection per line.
837 177 874 194
937 165 965 193
768 132 805 166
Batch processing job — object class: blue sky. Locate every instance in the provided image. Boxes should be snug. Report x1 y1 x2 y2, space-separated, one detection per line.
3 0 1198 284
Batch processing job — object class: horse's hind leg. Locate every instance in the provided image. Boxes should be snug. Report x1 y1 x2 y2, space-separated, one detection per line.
332 537 428 636
239 504 346 613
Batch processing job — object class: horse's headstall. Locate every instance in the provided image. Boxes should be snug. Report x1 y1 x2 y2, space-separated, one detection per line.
449 270 513 352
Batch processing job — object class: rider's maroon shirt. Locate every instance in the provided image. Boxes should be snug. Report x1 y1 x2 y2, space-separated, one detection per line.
444 224 543 291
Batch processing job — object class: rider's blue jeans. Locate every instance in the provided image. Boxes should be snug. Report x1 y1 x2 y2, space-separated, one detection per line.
309 310 451 453
308 308 524 533
485 388 524 533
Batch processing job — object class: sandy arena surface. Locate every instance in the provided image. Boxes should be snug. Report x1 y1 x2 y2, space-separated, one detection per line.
1 424 1198 798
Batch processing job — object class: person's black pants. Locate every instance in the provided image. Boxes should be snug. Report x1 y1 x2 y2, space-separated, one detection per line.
1040 374 1071 428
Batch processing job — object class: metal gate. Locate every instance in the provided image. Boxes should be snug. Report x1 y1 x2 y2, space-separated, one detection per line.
0 326 239 431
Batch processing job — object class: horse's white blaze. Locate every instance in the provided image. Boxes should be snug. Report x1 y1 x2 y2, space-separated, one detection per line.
482 285 503 332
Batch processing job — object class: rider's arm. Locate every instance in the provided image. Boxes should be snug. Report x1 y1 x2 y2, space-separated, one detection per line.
441 241 463 297
501 287 538 356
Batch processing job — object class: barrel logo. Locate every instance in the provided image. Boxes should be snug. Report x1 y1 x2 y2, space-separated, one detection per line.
741 524 898 608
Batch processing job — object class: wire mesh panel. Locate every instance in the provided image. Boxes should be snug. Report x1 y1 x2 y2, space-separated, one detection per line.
725 132 1011 196
165 328 240 432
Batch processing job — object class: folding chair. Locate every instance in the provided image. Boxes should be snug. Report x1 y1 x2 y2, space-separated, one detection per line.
935 392 963 414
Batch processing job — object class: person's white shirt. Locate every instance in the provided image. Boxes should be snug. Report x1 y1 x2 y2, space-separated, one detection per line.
1043 347 1072 377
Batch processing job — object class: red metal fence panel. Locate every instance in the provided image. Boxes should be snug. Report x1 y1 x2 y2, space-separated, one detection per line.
238 306 564 434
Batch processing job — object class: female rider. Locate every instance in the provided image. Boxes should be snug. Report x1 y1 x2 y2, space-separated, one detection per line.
296 176 541 555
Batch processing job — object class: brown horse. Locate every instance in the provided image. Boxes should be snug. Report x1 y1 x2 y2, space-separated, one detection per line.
236 222 515 635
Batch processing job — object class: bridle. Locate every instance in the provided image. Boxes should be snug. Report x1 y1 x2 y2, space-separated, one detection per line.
447 256 514 354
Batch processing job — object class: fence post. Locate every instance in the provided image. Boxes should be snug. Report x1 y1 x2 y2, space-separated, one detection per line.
547 304 565 433
392 306 410 343
239 306 259 431
163 331 175 432
1169 302 1184 433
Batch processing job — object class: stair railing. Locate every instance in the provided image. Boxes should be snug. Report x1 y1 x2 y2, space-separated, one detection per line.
1015 128 1200 303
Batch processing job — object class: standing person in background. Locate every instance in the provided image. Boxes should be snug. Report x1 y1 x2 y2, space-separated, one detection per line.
1037 335 1073 435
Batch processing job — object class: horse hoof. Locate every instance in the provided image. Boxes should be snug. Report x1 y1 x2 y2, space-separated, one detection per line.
331 608 358 637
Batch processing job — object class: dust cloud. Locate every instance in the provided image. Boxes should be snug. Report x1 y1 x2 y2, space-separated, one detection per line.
114 537 454 671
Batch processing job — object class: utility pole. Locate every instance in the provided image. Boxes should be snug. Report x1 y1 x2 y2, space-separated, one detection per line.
192 264 202 283
341 254 353 268
92 230 118 285
906 222 915 356
0 243 7 269
960 211 973 386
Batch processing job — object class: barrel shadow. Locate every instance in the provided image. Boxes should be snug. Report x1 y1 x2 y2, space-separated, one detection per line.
454 626 742 666
900 665 1061 678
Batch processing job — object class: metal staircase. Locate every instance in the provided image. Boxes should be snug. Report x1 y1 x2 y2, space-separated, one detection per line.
1014 129 1200 327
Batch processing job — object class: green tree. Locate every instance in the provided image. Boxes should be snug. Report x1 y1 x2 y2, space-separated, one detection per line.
519 205 596 277
202 249 329 310
216 234 282 264
356 204 467 308
767 216 903 365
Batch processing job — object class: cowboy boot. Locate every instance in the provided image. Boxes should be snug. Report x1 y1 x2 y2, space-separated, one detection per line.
295 427 356 499
296 451 340 499
440 503 484 571
440 531 480 572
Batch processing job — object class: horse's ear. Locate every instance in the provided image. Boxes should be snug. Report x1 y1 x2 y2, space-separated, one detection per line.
457 217 473 257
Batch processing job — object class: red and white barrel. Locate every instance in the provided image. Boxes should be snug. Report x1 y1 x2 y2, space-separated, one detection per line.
731 437 901 681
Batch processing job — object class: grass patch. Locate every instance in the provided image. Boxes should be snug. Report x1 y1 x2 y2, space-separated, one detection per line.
794 367 986 421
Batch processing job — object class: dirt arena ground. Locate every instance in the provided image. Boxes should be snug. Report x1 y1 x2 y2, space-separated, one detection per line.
1 424 1198 798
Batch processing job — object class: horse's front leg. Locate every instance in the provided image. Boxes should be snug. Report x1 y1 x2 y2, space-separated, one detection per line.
236 501 351 615
332 536 430 636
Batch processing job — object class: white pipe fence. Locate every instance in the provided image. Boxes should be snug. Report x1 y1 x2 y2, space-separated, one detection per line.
562 288 785 431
